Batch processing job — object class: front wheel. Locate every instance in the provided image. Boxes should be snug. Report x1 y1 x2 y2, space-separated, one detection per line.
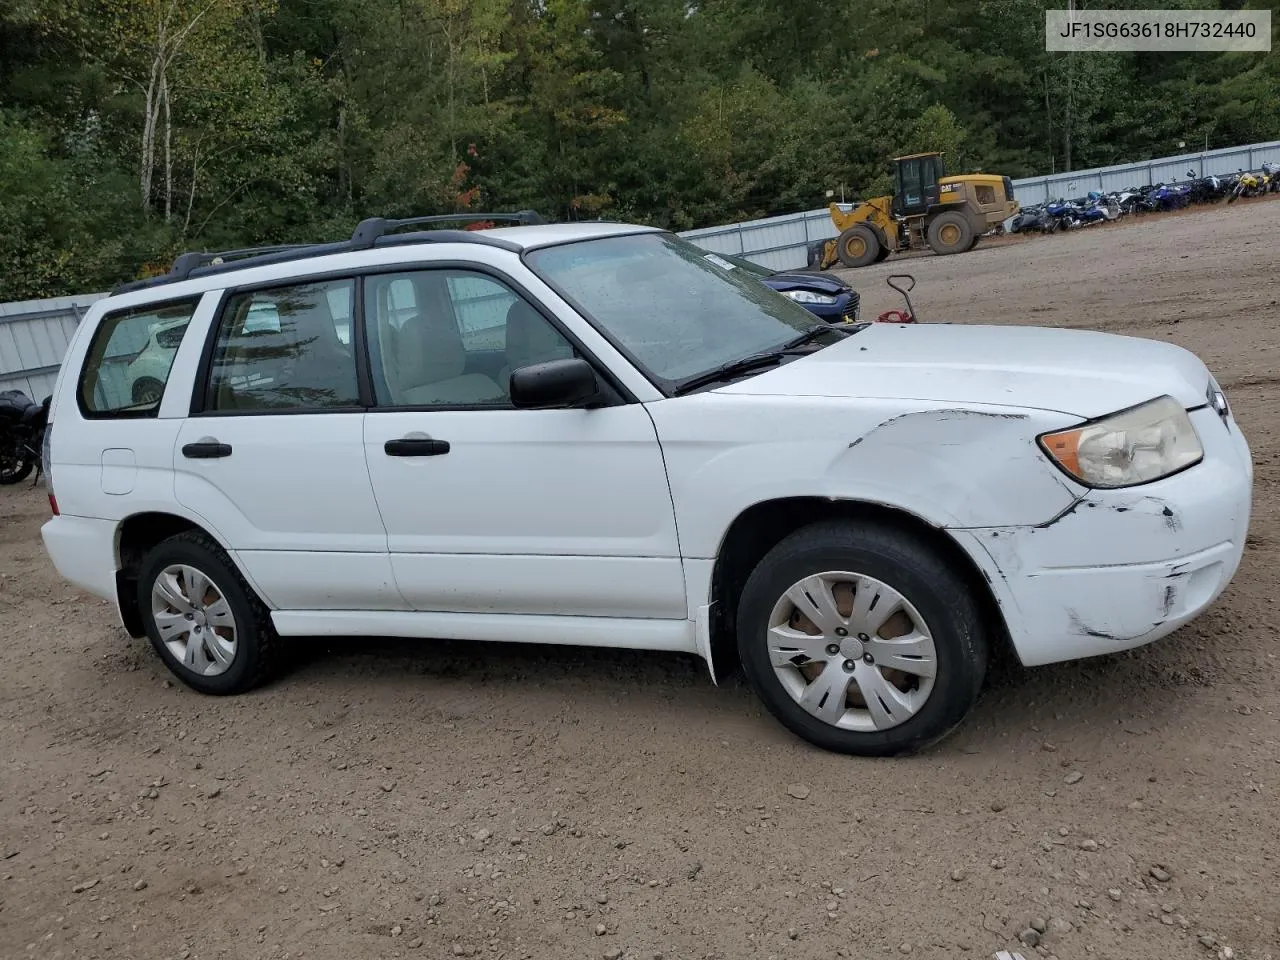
137 532 279 694
736 520 989 756
836 225 881 268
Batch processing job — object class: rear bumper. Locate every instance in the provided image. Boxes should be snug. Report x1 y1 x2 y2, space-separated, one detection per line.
41 514 119 603
954 407 1252 667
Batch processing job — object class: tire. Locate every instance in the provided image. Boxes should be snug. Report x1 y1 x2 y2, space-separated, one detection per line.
736 520 988 756
836 225 880 268
136 531 279 694
132 377 164 405
874 244 891 262
926 211 974 255
0 451 34 485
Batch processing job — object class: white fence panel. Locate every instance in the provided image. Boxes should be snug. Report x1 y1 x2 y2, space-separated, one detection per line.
680 209 839 271
0 293 104 399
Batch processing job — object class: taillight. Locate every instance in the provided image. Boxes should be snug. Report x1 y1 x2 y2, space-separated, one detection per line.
42 420 56 514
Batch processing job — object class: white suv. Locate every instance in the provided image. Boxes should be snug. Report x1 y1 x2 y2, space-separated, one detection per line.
39 213 1253 756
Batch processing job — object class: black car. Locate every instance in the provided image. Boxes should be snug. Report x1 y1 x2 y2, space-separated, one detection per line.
718 252 860 324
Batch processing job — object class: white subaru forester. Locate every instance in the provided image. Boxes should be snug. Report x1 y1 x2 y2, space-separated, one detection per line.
39 214 1253 756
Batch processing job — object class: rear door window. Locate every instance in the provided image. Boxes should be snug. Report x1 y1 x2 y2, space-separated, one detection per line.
204 279 359 412
78 298 201 417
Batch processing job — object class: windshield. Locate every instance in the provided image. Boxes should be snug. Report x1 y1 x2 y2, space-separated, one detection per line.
526 232 819 386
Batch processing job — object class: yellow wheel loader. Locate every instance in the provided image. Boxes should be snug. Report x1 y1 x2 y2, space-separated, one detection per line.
812 153 1019 269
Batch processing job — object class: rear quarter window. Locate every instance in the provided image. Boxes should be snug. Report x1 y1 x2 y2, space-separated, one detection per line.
77 297 201 418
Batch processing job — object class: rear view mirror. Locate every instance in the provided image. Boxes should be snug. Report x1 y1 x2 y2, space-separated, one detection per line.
510 357 600 409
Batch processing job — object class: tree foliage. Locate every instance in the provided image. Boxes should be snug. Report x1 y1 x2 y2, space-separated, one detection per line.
1 0 1276 297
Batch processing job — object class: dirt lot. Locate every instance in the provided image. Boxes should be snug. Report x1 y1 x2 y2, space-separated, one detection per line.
3 199 1279 960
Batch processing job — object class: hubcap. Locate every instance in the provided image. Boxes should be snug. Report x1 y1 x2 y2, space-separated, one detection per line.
845 236 866 257
766 571 938 732
151 564 238 677
939 223 960 245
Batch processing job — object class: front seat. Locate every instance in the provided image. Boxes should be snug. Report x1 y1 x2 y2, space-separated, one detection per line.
393 308 504 406
500 300 575 390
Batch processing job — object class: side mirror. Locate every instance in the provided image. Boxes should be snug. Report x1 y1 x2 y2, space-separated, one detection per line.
510 357 600 409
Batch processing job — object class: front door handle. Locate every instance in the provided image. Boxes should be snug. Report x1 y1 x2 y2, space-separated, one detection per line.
384 437 451 457
182 441 233 459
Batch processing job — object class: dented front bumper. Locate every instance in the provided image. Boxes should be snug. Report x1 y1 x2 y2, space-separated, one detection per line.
953 407 1252 667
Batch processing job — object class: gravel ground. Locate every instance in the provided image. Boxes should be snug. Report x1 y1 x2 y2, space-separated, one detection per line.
2 197 1279 960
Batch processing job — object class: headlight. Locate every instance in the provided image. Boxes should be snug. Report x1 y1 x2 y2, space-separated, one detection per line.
1038 395 1203 488
780 289 838 305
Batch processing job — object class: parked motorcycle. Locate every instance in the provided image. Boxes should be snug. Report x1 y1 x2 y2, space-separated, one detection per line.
1079 192 1121 222
0 390 50 485
1044 198 1082 230
1140 182 1190 211
1183 170 1227 204
1008 204 1055 233
1227 169 1264 203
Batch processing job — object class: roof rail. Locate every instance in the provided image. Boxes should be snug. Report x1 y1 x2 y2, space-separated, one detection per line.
350 210 545 248
110 210 548 296
169 243 319 281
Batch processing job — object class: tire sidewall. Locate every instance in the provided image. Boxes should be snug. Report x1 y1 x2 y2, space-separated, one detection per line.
737 526 986 756
137 537 262 694
0 457 34 484
927 212 974 255
837 226 880 268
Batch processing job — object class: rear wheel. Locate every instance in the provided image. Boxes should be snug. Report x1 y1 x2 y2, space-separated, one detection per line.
926 211 974 255
137 532 278 694
836 225 880 268
0 448 34 485
736 520 989 756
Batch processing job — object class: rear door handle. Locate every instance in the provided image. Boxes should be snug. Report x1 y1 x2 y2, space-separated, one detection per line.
384 438 451 457
182 441 233 459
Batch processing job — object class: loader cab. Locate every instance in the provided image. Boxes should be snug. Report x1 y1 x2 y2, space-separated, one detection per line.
893 153 946 217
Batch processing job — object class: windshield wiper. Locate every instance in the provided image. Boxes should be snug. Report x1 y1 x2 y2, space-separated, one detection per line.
782 325 839 350
672 353 787 395
672 325 854 397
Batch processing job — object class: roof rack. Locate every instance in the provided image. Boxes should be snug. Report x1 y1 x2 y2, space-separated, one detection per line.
350 210 545 247
112 210 548 295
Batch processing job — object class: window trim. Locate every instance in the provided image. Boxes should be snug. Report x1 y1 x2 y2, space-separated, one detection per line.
189 260 637 417
190 276 364 418
76 295 203 421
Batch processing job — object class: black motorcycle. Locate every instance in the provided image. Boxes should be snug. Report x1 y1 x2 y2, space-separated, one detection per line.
0 390 50 485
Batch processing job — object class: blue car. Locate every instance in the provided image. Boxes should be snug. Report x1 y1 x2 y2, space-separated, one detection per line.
718 252 861 324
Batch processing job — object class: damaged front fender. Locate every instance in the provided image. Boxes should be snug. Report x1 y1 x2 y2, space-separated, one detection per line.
651 396 1087 560
829 405 1084 530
